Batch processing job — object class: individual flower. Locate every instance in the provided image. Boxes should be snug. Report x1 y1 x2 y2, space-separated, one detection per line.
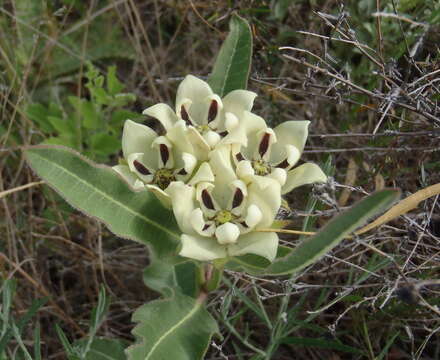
232 117 327 194
113 120 213 206
142 75 257 158
165 146 280 261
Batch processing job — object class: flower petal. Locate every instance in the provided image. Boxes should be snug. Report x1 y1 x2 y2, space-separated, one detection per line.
178 152 196 176
186 126 211 160
176 75 213 114
209 145 236 184
222 89 257 116
215 222 240 245
206 95 223 127
271 121 309 164
247 177 281 228
244 204 263 228
146 184 172 208
113 165 145 190
268 168 287 186
167 120 206 160
188 162 214 186
222 111 267 147
203 130 221 148
282 162 327 194
127 153 155 183
142 103 178 131
228 232 279 262
256 128 276 161
236 160 255 183
152 136 174 168
196 182 218 215
180 234 227 261
122 120 158 158
224 112 239 132
190 208 215 236
165 181 197 234
209 146 237 208
229 179 248 215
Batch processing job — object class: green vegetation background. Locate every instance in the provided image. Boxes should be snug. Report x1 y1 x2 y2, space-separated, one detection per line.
1 0 439 359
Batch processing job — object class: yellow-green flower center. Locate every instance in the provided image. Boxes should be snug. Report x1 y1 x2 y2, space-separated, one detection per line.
153 168 176 190
252 159 271 176
215 210 234 225
196 124 210 134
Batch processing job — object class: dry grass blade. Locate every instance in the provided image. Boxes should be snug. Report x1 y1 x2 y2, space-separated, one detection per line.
0 181 44 199
356 183 440 235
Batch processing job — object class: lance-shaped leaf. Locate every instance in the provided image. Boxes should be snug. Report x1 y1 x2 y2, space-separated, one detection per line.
126 293 218 360
24 145 180 258
265 189 401 276
208 13 252 97
225 245 292 273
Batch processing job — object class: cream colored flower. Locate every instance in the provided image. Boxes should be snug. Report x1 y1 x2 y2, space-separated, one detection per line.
165 146 280 261
113 120 213 206
232 116 327 194
142 75 257 158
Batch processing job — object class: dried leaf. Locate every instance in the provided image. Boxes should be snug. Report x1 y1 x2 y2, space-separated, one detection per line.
356 183 440 235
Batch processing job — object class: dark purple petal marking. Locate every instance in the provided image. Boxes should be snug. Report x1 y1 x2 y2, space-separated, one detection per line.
133 160 151 175
202 224 211 231
275 159 290 169
218 131 228 137
177 168 187 175
240 221 249 228
258 133 271 158
180 105 192 125
144 118 165 136
208 100 218 122
235 152 245 161
201 189 215 210
232 188 244 209
159 144 170 165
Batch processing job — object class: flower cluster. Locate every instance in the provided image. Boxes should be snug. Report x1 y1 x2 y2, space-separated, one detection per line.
114 75 327 262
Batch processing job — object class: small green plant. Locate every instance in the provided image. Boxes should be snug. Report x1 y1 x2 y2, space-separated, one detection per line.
26 64 140 162
55 286 127 360
0 279 47 360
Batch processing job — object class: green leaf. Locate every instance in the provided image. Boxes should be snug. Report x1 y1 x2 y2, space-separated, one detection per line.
143 258 200 298
24 145 180 258
110 110 142 126
126 293 218 360
33 324 41 360
265 189 401 276
44 135 77 149
174 261 200 298
68 97 100 130
112 93 137 107
47 116 75 135
208 13 252 97
73 338 128 360
90 133 120 156
143 258 178 298
225 245 291 272
55 324 78 358
26 103 56 133
107 66 125 95
81 101 101 129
